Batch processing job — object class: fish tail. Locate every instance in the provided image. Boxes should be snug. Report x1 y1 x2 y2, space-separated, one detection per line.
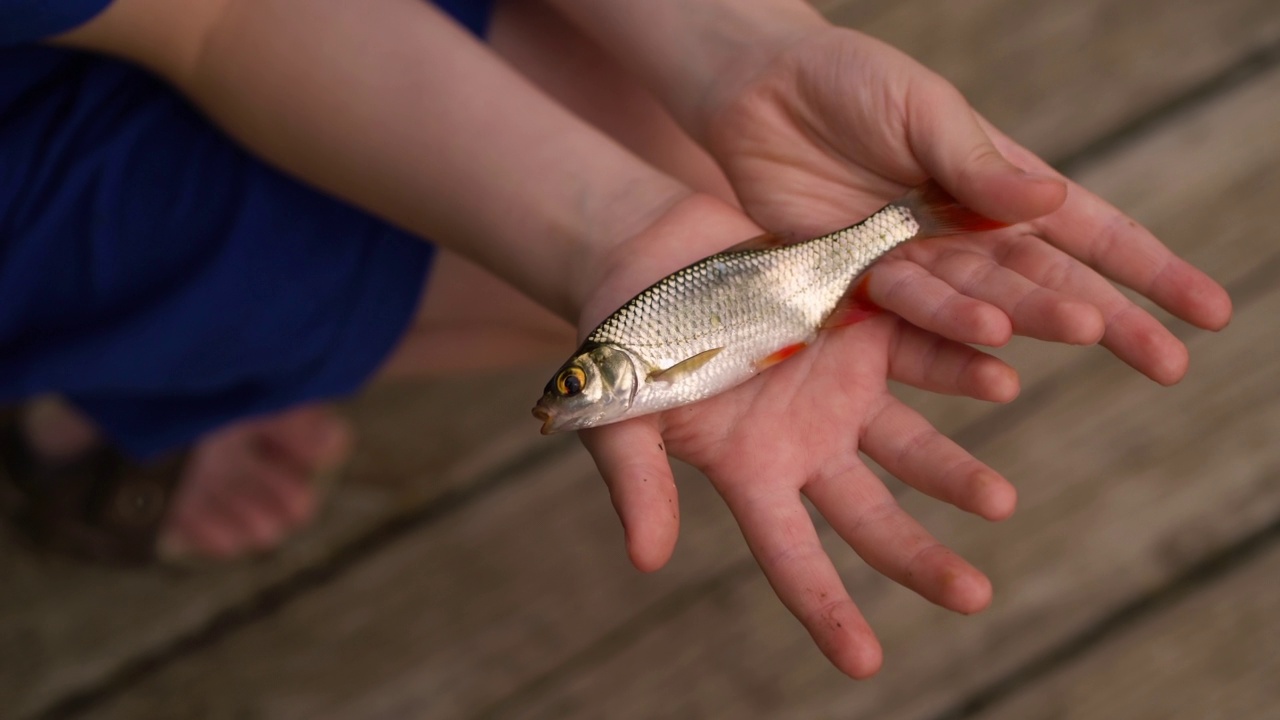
900 181 1007 237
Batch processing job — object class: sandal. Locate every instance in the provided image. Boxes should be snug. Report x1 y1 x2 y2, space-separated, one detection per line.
0 409 187 565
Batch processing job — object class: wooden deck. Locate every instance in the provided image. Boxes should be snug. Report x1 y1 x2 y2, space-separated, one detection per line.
4 1 1279 718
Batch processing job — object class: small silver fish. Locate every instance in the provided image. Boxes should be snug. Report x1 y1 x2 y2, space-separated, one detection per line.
532 182 1002 434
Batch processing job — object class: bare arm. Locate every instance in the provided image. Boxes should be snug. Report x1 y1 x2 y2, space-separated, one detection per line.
53 0 691 321
542 0 826 144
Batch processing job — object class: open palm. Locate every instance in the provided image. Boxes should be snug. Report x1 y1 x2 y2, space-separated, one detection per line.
705 26 1231 381
576 26 1231 679
579 195 1020 679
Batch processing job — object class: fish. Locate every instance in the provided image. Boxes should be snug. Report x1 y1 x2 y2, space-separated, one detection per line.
532 182 1004 434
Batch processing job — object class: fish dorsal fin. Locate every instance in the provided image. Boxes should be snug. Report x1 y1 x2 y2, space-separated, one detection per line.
722 231 796 254
648 347 724 384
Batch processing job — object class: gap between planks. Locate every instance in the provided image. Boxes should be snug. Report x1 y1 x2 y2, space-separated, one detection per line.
933 516 1280 720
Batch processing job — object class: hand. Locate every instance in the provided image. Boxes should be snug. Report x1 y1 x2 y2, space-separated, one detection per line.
574 27 1233 679
573 22 1239 666
702 26 1232 382
578 194 1022 678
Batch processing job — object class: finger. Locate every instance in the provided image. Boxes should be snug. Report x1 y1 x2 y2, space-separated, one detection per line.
980 118 1233 331
912 244 1106 345
1037 186 1233 332
887 321 1020 403
862 398 1017 522
908 80 1066 223
717 483 882 678
804 462 992 614
581 417 679 573
864 260 1012 346
997 232 1192 385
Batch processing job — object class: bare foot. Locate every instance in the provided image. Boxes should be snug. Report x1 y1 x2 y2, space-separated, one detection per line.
22 397 352 562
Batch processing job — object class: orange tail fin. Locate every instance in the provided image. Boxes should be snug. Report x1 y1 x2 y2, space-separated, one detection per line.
900 181 1007 237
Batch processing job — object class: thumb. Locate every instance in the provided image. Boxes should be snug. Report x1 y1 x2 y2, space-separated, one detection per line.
909 84 1066 223
580 418 680 573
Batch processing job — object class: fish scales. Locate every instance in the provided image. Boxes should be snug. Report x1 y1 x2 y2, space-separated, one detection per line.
533 182 1000 434
587 205 920 415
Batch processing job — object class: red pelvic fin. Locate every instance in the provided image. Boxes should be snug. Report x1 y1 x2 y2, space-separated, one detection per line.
822 275 882 329
723 230 797 253
755 342 809 371
901 181 1008 237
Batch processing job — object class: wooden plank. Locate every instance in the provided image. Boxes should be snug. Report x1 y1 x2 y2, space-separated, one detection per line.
0 368 559 720
88 447 750 720
974 540 1280 720
830 0 1280 162
901 48 1280 441
495 251 1280 720
84 62 1280 719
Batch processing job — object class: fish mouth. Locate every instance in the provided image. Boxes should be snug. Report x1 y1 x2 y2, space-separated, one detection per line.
531 404 555 435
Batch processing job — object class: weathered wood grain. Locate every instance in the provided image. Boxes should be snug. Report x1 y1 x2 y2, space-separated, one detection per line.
897 47 1280 434
827 0 1280 162
974 540 1280 720
89 448 751 720
84 59 1280 720
497 244 1280 720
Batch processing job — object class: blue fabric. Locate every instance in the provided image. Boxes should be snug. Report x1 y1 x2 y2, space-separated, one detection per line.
0 0 495 457
0 0 112 45
433 0 496 36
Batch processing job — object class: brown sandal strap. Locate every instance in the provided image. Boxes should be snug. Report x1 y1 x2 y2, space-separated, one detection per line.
0 414 186 565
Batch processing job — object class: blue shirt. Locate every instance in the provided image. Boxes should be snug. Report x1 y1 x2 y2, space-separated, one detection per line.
0 0 494 456
0 0 112 45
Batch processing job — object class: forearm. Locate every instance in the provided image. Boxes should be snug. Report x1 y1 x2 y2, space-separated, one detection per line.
544 0 827 144
54 0 687 321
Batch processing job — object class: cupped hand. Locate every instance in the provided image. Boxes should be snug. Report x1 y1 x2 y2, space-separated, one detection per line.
575 27 1233 678
577 194 1021 678
702 26 1232 383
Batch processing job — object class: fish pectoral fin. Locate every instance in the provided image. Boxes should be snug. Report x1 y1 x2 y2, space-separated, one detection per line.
722 231 796 253
755 342 809 371
648 347 724 384
820 275 883 330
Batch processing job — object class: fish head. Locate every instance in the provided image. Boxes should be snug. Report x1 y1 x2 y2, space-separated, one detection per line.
532 342 640 434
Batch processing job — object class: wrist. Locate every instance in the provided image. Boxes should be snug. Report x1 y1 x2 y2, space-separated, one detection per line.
576 192 763 336
687 6 831 142
562 174 692 324
547 0 828 145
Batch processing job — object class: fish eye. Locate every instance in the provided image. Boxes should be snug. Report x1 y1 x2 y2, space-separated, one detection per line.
555 367 586 396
